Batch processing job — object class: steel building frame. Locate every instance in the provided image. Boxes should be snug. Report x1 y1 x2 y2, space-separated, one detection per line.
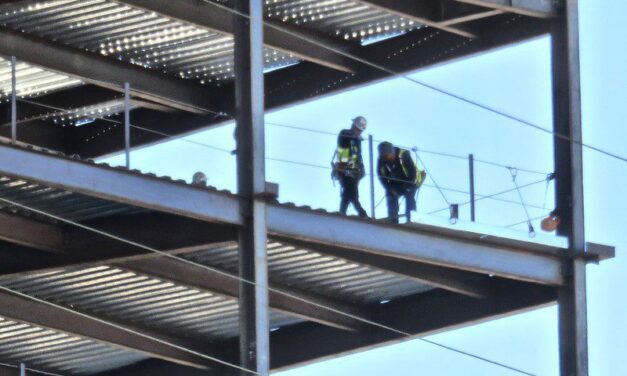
0 0 613 375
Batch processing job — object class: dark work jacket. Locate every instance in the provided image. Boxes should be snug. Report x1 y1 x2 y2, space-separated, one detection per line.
377 147 417 192
337 129 364 168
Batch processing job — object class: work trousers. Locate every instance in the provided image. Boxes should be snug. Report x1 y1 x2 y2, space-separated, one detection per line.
386 186 417 224
339 174 367 217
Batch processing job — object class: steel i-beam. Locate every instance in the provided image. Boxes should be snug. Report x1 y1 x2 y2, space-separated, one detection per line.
551 0 588 374
234 1 270 375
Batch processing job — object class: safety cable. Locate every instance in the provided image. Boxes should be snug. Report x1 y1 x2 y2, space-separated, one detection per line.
0 361 64 376
472 158 550 176
13 98 544 213
17 98 234 155
127 123 234 154
427 177 548 215
0 111 58 128
260 155 546 213
14 98 553 237
202 0 627 166
375 194 386 210
16 98 548 227
0 195 536 376
266 121 550 176
507 168 536 237
17 98 551 183
413 148 450 206
506 214 551 229
11 103 551 230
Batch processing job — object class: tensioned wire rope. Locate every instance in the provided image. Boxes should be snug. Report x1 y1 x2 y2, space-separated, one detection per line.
427 176 551 215
266 121 552 219
507 214 552 229
11 97 552 178
0 195 537 376
15 98 545 214
202 0 627 166
265 121 552 176
16 98 553 240
265 122 555 221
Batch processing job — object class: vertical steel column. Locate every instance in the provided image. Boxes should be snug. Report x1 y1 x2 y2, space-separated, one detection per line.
124 82 131 169
368 135 375 218
551 1 587 375
11 56 17 143
468 154 475 222
20 363 25 376
233 1 269 375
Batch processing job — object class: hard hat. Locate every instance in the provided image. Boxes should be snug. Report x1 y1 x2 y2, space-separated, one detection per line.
378 141 394 157
192 171 207 186
352 116 367 131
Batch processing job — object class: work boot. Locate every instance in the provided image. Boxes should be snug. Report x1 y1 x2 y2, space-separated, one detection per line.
339 199 349 215
357 208 368 218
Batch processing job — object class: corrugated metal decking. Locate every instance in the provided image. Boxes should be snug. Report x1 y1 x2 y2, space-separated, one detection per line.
0 56 83 101
0 0 300 84
0 317 146 375
0 266 301 342
186 242 433 304
264 0 422 43
0 0 426 86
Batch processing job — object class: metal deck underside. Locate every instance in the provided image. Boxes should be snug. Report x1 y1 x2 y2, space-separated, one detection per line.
0 0 551 157
0 139 612 375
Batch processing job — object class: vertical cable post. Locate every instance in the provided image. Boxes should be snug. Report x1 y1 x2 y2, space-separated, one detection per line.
469 153 475 222
11 56 17 143
368 135 375 218
124 82 130 169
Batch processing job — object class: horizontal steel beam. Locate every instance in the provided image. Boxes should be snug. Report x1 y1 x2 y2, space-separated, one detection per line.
0 212 64 253
0 213 237 278
0 28 222 114
0 142 242 225
357 0 477 38
119 0 360 73
0 143 612 288
455 0 558 18
266 205 564 285
439 9 504 26
0 289 216 369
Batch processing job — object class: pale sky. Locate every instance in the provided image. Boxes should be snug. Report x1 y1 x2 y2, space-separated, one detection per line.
104 0 626 374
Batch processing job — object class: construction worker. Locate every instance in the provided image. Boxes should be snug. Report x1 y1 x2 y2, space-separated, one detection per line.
332 116 368 218
377 141 426 224
192 171 207 186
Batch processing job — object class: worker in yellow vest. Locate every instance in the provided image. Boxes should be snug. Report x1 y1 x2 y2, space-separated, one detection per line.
332 116 368 218
377 141 426 223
